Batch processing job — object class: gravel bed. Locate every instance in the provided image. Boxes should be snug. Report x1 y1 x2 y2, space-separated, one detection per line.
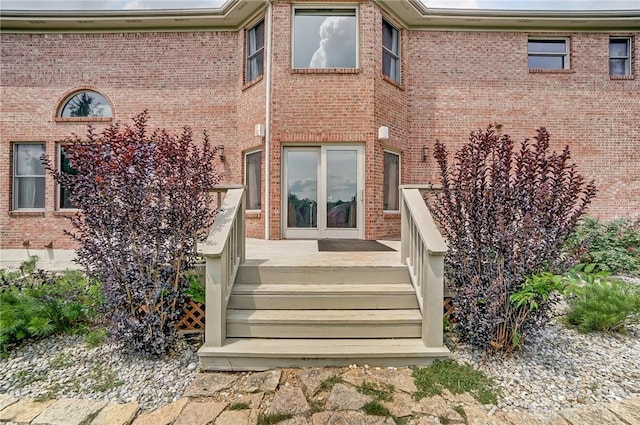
1 311 638 414
0 332 200 412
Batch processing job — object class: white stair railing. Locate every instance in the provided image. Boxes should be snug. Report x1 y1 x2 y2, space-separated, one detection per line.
198 185 246 347
400 186 448 349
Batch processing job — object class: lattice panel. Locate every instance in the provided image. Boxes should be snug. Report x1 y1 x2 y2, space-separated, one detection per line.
443 297 457 322
177 301 205 330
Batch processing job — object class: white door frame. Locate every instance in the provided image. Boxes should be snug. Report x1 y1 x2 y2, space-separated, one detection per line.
282 145 364 239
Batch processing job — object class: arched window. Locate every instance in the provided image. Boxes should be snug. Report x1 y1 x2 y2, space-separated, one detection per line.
59 90 112 118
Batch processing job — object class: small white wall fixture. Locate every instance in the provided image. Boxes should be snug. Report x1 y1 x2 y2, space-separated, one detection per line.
378 126 389 140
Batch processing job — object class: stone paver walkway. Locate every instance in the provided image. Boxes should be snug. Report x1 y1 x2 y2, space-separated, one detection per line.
1 367 638 425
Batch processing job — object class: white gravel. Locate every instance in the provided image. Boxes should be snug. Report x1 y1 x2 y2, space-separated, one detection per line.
1 309 638 413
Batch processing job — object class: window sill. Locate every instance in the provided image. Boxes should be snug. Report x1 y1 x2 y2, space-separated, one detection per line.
291 68 360 75
53 210 80 216
382 75 404 90
246 210 262 218
242 75 264 91
610 74 634 80
55 117 113 123
528 68 575 74
383 210 400 217
10 210 45 217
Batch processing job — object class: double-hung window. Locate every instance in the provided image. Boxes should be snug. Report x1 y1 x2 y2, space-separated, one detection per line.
383 151 400 211
382 19 400 82
246 20 265 83
293 8 357 69
245 150 262 210
528 38 570 70
610 37 632 76
13 143 46 210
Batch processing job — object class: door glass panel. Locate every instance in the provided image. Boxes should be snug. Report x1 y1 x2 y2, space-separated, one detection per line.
287 150 318 228
326 149 357 229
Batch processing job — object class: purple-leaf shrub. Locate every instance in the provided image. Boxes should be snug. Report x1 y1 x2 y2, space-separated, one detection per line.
46 111 221 355
429 125 596 353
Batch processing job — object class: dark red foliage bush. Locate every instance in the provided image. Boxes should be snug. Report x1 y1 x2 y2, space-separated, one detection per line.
429 125 596 353
46 111 221 355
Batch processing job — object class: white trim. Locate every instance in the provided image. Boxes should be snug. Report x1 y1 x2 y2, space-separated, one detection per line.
527 36 571 69
291 4 360 70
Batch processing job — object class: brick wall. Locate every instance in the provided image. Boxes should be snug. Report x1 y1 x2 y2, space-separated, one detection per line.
1 4 638 251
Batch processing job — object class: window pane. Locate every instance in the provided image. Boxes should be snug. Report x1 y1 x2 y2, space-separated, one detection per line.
383 52 399 81
610 58 628 75
16 144 45 176
382 20 398 54
383 152 399 211
294 10 357 69
15 177 45 209
247 50 264 82
59 147 77 209
528 55 564 69
528 40 566 53
609 40 629 58
248 21 264 55
61 91 112 118
246 151 262 210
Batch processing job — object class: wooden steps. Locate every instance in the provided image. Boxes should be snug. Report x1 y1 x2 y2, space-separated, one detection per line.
199 338 450 371
198 263 450 370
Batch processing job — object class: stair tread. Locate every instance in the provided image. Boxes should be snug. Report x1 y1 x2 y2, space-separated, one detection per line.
199 338 449 356
227 309 421 323
232 283 415 294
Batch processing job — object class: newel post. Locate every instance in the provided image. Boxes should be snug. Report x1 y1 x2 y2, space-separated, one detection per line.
423 251 445 348
204 248 228 348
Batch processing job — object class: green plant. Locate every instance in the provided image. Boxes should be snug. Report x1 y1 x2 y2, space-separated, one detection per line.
228 402 250 410
429 125 595 353
362 400 391 416
412 360 499 405
566 217 640 276
357 381 394 402
84 327 108 348
49 353 74 369
0 259 103 350
317 375 343 393
256 413 294 425
563 271 640 333
184 274 206 304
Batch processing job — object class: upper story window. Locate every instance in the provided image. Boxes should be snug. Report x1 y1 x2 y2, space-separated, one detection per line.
382 19 400 83
13 143 46 210
59 90 112 118
246 20 265 83
528 38 570 70
610 37 632 76
293 8 357 69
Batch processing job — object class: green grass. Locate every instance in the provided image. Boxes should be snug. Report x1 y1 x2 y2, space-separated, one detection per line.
84 327 108 348
362 400 391 416
317 375 344 393
49 353 74 369
412 360 499 405
357 381 394 402
88 364 123 392
256 413 294 425
229 402 251 410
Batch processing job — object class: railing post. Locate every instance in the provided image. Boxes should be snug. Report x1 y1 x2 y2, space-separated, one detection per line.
423 252 445 348
204 251 227 347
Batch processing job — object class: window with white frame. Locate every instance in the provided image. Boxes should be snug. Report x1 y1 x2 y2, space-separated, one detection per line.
528 38 570 70
293 8 357 69
610 37 632 76
382 19 400 82
245 150 262 210
383 151 400 211
246 19 265 83
58 145 77 209
13 143 46 210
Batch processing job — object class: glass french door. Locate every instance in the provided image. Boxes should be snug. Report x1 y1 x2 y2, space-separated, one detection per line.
283 145 364 239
